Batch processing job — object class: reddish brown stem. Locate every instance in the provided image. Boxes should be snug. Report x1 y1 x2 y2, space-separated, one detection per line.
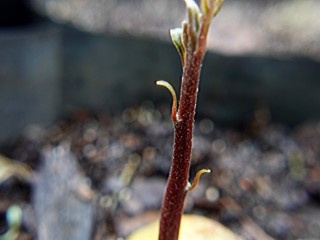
158 1 223 239
159 51 203 240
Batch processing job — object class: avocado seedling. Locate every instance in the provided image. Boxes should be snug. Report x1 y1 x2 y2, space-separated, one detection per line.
157 1 223 239
129 0 233 239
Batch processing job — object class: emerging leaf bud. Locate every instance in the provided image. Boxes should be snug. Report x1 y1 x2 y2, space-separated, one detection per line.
200 0 210 17
185 0 201 33
170 28 185 66
213 0 224 17
201 0 224 17
184 0 201 51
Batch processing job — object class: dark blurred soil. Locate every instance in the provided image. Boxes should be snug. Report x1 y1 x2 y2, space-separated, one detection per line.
1 103 320 240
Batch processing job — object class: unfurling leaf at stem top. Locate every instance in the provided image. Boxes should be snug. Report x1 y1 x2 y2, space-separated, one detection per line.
184 0 201 51
170 28 185 66
185 0 201 33
201 0 224 17
184 0 201 14
212 0 224 17
200 0 210 17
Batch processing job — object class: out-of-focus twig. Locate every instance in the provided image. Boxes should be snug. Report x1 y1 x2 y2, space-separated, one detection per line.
0 154 33 183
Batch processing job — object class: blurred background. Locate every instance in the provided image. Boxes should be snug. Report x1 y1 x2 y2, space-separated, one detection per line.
1 0 320 141
32 0 320 58
1 0 320 240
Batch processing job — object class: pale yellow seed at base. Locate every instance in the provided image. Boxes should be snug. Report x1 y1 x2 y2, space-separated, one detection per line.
127 214 242 240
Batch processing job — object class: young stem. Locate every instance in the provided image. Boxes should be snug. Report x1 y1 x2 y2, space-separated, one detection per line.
158 1 223 239
159 54 202 240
